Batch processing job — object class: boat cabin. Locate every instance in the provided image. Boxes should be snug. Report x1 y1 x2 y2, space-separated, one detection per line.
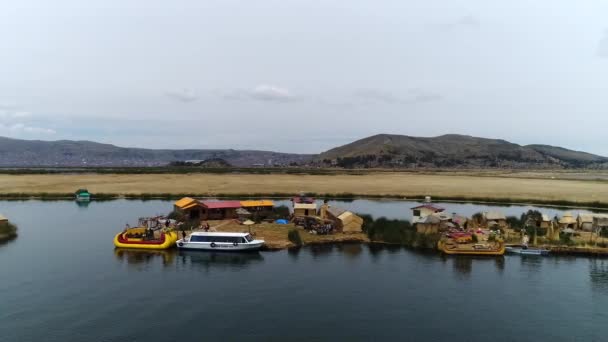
189 232 255 244
75 189 91 202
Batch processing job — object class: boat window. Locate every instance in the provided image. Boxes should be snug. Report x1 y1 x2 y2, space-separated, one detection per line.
190 235 210 242
245 234 253 242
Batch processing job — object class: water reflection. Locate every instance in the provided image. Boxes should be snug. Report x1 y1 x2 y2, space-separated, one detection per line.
452 256 473 278
287 247 301 261
114 248 176 267
75 201 90 209
450 256 506 278
519 255 542 275
589 259 608 294
335 243 364 260
178 250 264 270
308 244 335 259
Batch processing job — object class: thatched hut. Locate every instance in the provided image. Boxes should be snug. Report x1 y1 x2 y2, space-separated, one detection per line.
558 212 577 230
321 205 363 233
483 211 507 228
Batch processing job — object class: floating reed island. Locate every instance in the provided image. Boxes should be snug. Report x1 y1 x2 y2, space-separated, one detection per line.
0 214 18 243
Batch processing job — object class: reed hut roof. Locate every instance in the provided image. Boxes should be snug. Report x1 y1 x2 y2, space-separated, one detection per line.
484 211 506 221
327 206 347 217
578 214 594 224
559 212 576 224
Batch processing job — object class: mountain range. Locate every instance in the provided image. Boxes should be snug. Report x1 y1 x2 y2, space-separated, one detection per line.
0 134 606 169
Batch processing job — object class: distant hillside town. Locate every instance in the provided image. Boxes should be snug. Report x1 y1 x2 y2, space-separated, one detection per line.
0 134 606 169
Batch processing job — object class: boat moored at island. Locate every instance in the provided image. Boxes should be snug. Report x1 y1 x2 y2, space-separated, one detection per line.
177 232 264 251
505 246 550 256
114 227 178 250
438 239 505 256
75 189 91 202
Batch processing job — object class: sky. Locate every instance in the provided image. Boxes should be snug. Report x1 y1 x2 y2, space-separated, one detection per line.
1 0 608 154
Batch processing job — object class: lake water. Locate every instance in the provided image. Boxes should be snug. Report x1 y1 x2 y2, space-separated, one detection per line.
1 199 607 341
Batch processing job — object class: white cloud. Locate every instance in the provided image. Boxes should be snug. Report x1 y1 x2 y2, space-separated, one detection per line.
250 84 294 102
224 84 295 102
354 88 442 104
165 88 198 102
598 29 608 58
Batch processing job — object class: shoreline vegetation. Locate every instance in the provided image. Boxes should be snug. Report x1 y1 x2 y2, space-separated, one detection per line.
1 192 608 211
0 222 18 243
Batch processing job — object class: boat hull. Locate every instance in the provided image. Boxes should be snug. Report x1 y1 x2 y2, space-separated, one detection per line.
505 247 550 256
113 231 178 250
176 239 264 252
438 240 505 256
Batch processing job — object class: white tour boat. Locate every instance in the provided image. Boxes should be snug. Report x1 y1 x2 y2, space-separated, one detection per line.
177 232 264 251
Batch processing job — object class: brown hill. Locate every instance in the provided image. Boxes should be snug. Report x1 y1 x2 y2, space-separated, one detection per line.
316 134 608 169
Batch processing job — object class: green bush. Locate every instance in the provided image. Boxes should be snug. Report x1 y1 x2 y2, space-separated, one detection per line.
0 222 18 240
471 234 479 243
288 229 303 246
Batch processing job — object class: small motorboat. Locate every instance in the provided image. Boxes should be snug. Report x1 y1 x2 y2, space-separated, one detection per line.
505 246 550 256
114 227 178 250
177 232 264 252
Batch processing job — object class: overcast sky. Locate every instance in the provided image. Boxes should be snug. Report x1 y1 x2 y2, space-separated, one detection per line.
1 0 608 154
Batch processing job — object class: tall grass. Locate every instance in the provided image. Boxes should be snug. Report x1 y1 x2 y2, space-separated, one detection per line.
362 216 440 249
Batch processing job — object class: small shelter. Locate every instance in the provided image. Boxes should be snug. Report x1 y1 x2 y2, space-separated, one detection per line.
416 215 441 234
540 214 552 229
411 204 445 223
558 212 577 230
321 205 363 233
577 214 594 231
483 211 507 228
240 200 275 218
593 215 608 234
200 200 242 220
0 214 8 229
236 208 252 221
173 197 202 219
293 196 317 217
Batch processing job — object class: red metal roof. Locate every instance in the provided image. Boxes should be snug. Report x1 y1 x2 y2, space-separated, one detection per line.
411 204 445 212
201 200 242 209
292 196 315 204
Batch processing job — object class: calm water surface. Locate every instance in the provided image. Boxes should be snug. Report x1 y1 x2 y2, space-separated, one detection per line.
1 200 607 342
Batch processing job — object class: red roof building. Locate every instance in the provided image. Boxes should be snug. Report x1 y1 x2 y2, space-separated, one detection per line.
200 200 242 220
292 196 316 204
200 200 242 209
